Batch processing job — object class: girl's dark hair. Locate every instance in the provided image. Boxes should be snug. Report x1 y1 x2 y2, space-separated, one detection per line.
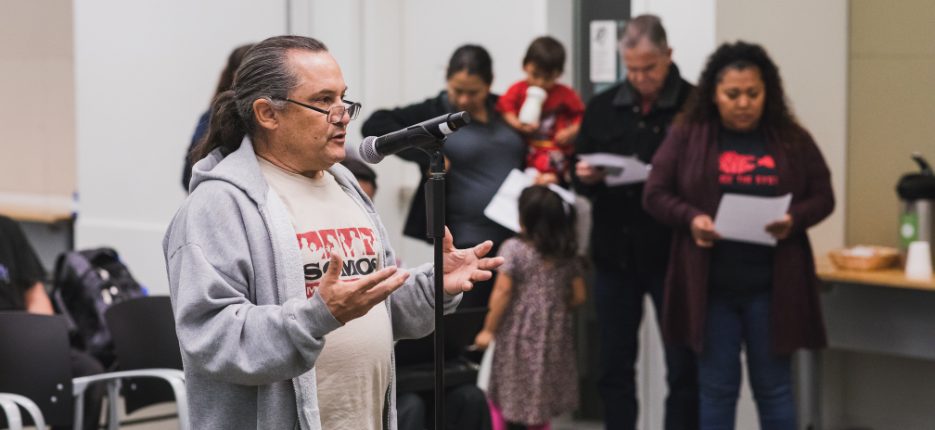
446 44 493 85
677 41 806 144
523 36 565 75
518 185 577 261
214 43 255 97
190 36 328 163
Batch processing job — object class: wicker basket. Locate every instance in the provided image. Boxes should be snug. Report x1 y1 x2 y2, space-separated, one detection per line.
828 246 901 271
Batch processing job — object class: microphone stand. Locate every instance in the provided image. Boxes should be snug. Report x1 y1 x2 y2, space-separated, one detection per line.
365 112 469 430
424 147 447 430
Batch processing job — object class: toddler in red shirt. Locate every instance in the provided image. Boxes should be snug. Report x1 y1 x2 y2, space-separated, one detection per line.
497 36 585 183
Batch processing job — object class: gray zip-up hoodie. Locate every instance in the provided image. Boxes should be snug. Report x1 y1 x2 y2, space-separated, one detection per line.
163 138 459 429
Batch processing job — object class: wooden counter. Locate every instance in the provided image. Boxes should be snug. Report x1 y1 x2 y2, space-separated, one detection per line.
816 258 935 291
0 193 75 224
808 256 935 430
0 207 73 224
817 257 935 361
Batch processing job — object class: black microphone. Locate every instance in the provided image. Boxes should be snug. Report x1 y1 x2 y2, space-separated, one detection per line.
358 111 471 163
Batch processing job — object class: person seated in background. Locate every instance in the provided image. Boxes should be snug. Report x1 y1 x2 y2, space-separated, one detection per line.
0 215 104 430
497 36 584 185
182 43 254 191
395 383 491 430
341 158 378 200
340 158 490 430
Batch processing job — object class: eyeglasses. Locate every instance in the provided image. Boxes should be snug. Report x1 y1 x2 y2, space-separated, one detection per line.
281 98 362 124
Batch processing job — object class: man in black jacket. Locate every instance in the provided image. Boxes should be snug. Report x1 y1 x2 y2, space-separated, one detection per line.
574 15 698 430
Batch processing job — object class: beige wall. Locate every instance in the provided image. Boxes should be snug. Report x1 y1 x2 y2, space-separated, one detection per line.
847 0 935 248
716 0 848 256
836 3 935 429
0 0 75 220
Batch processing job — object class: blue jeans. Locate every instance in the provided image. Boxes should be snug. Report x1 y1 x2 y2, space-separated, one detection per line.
699 293 795 430
593 268 699 430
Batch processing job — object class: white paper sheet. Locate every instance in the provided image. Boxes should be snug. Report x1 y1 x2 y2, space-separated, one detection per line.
483 169 535 233
578 152 651 186
483 169 578 233
713 193 792 246
476 339 494 392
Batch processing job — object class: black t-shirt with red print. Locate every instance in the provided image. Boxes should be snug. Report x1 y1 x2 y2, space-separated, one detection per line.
710 127 778 297
717 129 779 195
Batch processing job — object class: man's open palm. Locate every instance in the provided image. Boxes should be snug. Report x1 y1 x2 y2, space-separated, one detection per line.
442 227 505 295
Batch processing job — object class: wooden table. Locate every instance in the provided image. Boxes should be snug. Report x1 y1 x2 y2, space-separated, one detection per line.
0 193 75 224
0 207 73 224
816 259 935 291
801 258 935 429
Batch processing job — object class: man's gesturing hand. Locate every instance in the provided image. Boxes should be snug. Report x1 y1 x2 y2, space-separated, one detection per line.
442 227 505 296
316 252 410 324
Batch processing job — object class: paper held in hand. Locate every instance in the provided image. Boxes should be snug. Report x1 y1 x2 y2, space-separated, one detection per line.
713 193 792 246
483 169 577 233
577 152 651 186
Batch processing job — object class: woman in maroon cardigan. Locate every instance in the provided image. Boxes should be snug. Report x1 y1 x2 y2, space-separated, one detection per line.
643 41 834 430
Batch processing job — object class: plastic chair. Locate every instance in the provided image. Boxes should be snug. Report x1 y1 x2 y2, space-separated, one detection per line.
0 312 188 430
0 392 46 430
104 296 185 421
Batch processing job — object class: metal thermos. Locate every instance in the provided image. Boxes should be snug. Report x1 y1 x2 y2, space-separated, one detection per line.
896 153 935 258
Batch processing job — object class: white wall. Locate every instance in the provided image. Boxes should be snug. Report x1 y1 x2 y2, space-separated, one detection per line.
72 0 577 293
324 0 575 266
74 0 289 294
632 0 717 85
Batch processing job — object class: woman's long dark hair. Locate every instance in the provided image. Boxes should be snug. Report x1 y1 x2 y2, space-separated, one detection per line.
190 36 328 163
518 185 577 261
677 41 806 144
214 43 255 97
446 44 493 85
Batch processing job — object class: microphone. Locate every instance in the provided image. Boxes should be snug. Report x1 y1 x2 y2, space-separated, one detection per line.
358 111 471 163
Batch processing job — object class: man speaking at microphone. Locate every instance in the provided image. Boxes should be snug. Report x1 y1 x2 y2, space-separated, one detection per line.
164 35 503 430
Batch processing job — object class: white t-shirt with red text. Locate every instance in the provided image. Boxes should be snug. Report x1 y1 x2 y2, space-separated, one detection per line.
258 157 392 430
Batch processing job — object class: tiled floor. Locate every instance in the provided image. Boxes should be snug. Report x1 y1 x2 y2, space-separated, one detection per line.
63 402 605 429
552 413 604 430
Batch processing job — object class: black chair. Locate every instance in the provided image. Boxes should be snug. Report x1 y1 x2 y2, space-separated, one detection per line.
394 308 487 393
0 312 83 429
104 296 183 414
0 311 187 430
103 296 186 427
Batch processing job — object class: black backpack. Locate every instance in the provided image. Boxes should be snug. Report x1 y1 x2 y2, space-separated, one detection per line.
51 247 146 367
